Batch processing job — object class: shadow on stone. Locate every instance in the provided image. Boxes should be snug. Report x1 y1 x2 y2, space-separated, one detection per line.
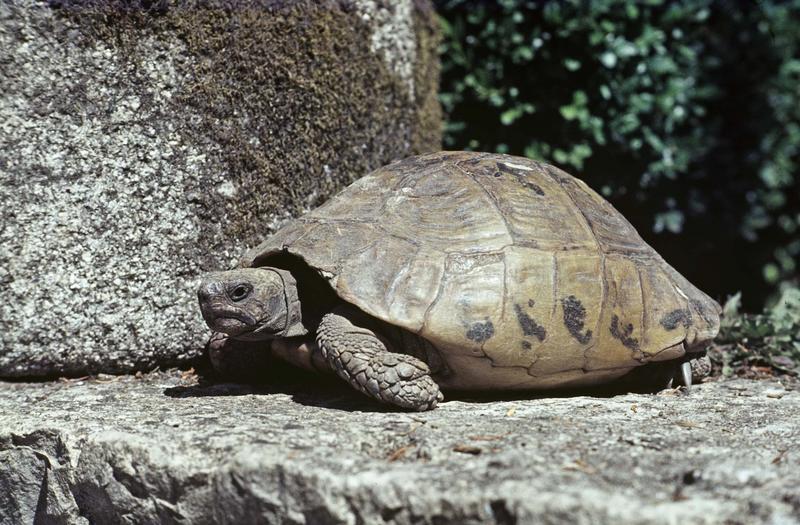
443 386 614 404
165 378 420 413
162 372 657 411
444 366 699 404
162 367 400 412
164 356 689 410
290 390 398 413
163 381 284 398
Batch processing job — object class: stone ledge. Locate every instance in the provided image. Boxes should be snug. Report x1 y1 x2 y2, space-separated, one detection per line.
1 374 798 524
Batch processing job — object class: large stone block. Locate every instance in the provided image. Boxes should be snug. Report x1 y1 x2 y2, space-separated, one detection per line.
0 0 441 377
0 375 798 524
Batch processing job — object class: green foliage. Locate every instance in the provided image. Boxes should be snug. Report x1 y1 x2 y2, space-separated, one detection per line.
714 287 800 377
437 0 800 308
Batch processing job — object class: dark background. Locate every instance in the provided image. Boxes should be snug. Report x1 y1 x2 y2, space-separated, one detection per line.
435 0 800 311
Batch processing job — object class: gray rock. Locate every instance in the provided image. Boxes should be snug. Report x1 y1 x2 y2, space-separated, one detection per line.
0 0 441 377
1 374 798 524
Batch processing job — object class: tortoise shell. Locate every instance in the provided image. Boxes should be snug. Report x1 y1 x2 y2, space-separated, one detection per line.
240 152 721 390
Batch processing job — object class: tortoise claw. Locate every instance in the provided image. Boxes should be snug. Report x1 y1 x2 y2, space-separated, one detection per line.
681 361 692 391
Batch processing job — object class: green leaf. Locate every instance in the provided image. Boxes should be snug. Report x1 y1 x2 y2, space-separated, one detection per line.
723 292 742 319
500 108 521 125
559 105 578 120
764 263 780 284
600 51 617 68
438 15 454 38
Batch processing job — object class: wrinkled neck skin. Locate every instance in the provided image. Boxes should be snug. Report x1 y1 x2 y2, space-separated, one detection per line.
241 268 307 341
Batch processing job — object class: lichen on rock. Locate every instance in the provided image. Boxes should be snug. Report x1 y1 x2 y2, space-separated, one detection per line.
350 0 418 98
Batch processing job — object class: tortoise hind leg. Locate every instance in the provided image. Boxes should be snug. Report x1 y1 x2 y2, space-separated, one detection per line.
316 308 443 411
675 354 712 390
688 354 712 382
614 353 712 393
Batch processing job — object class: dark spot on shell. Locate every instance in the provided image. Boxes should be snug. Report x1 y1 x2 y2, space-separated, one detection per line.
460 154 488 167
545 165 573 184
660 309 692 330
691 299 715 324
528 298 535 307
397 155 446 170
609 314 640 351
466 319 494 343
521 180 545 196
496 162 545 196
561 295 593 345
521 340 532 350
514 303 546 341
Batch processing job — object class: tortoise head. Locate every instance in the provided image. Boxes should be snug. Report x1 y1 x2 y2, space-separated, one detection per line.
197 267 306 340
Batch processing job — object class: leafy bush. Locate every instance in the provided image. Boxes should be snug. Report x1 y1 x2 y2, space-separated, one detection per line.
712 286 800 378
437 0 800 309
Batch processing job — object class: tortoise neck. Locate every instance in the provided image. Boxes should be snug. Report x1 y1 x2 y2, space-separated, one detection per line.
270 267 307 338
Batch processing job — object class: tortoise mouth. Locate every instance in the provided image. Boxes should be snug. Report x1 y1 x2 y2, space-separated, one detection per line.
212 316 252 335
200 303 259 336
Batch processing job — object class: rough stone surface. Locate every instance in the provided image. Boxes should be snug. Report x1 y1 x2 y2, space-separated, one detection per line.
0 0 441 377
1 373 798 524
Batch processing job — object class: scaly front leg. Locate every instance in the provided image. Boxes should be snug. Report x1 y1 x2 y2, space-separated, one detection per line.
316 309 443 411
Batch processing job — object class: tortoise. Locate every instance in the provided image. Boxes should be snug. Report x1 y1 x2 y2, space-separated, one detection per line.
197 151 720 410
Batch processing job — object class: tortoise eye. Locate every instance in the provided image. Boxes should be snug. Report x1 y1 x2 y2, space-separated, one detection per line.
230 284 251 302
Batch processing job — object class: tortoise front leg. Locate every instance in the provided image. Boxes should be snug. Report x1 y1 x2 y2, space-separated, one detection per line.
271 337 329 374
208 332 331 377
205 332 273 379
316 309 443 411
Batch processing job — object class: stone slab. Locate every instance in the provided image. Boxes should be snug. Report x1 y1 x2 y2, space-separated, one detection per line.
1 374 798 524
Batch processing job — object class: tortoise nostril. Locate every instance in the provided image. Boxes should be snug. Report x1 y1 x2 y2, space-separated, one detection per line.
198 282 223 302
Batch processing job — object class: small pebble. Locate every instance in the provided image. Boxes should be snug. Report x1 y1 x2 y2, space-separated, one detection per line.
765 389 786 399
